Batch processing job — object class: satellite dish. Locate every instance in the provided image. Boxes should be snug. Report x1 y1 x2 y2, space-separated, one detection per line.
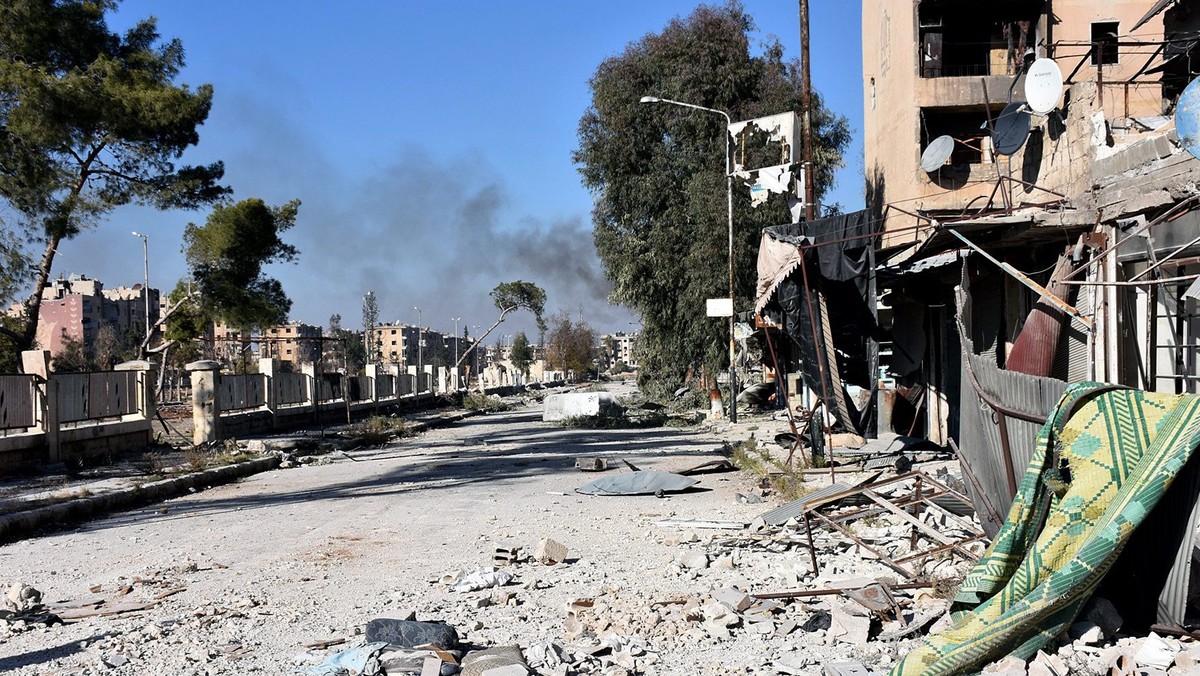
1024 58 1063 114
921 135 955 172
1177 77 1200 161
993 102 1031 156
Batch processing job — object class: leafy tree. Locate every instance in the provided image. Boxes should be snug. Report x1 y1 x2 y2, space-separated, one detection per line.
574 3 850 397
545 311 597 380
362 291 379 364
0 0 228 355
51 336 92 372
509 332 533 376
164 198 300 349
456 280 547 368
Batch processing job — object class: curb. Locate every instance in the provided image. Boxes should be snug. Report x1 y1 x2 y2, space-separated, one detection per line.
0 456 281 543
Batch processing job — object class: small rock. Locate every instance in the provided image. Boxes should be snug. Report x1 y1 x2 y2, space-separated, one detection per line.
678 551 709 570
534 538 569 565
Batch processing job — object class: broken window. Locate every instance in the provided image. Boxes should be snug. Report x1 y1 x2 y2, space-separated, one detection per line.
1091 21 1119 65
918 0 1044 78
920 108 1005 166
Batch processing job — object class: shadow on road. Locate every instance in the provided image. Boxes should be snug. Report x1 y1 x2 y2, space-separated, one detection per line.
81 407 727 533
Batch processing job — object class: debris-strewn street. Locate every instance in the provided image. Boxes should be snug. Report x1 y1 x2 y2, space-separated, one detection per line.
0 387 974 676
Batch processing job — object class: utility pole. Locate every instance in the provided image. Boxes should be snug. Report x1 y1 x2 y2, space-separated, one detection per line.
800 0 816 222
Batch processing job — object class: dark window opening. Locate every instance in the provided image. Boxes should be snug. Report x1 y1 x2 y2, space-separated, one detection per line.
918 0 1044 78
1091 22 1119 65
921 108 1006 166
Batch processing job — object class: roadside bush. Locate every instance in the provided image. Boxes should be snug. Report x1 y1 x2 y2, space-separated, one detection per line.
463 393 510 413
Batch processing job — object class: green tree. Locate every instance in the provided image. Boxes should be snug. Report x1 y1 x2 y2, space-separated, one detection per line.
545 311 597 380
165 198 299 345
0 0 228 355
574 3 850 397
509 332 533 377
51 336 92 373
456 280 547 368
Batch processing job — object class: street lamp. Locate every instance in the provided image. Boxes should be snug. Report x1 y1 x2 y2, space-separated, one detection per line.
413 306 423 374
130 231 150 357
451 317 461 389
639 95 738 423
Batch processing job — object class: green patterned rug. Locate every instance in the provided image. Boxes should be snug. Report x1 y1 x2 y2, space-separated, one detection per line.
892 382 1200 676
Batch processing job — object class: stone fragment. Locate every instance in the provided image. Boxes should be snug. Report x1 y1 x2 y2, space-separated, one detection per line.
534 538 569 565
711 587 751 612
678 551 709 570
4 583 41 612
828 603 870 646
1135 633 1177 670
776 653 812 675
823 662 873 675
981 655 1026 675
1028 650 1068 676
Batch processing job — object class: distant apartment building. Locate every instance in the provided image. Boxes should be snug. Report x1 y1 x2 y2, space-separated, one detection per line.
262 322 323 367
369 322 480 374
33 275 159 357
599 332 638 371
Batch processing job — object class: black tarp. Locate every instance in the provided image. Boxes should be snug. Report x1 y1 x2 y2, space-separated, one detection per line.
763 210 880 434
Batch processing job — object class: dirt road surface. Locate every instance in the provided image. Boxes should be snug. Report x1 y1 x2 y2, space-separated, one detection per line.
0 396 889 675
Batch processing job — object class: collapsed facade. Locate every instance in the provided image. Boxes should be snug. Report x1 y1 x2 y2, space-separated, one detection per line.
754 0 1200 633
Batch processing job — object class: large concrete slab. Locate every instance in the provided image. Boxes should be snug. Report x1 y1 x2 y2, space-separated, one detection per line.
542 391 623 422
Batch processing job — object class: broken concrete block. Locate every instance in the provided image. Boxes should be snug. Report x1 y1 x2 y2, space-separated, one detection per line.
493 545 522 566
981 655 1028 675
1028 650 1068 676
1135 633 1177 670
776 653 812 675
542 392 623 422
533 538 568 565
575 457 610 472
711 587 751 612
678 551 709 570
823 662 874 676
828 603 871 646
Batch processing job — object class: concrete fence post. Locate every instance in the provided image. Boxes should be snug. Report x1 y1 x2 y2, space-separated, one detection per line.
259 357 278 427
115 359 157 448
21 350 58 463
186 359 223 445
366 363 381 411
301 362 318 419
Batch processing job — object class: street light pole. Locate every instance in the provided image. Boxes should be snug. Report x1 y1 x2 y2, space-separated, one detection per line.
413 306 423 373
130 231 150 358
639 96 738 423
451 316 461 389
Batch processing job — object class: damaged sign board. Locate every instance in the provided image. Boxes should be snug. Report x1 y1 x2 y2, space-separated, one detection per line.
728 112 807 219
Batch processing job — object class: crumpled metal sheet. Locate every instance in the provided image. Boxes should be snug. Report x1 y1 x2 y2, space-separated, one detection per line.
575 471 697 496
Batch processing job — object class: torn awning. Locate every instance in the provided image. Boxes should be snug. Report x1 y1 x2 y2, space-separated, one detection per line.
756 210 879 434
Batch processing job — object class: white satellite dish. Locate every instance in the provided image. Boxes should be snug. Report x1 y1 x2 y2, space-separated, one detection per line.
920 135 955 172
1024 58 1063 114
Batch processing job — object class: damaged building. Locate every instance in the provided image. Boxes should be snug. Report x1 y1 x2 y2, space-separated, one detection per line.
753 0 1200 649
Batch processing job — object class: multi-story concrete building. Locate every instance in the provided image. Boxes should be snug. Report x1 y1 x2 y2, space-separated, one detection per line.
33 275 160 357
262 322 323 367
599 332 639 372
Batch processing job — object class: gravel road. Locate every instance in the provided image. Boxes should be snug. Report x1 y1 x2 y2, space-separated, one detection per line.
0 392 868 675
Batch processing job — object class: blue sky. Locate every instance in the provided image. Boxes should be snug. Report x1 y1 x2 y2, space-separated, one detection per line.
65 1 863 339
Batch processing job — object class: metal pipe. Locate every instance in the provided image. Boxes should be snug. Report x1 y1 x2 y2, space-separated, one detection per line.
1062 274 1200 287
1129 232 1200 282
